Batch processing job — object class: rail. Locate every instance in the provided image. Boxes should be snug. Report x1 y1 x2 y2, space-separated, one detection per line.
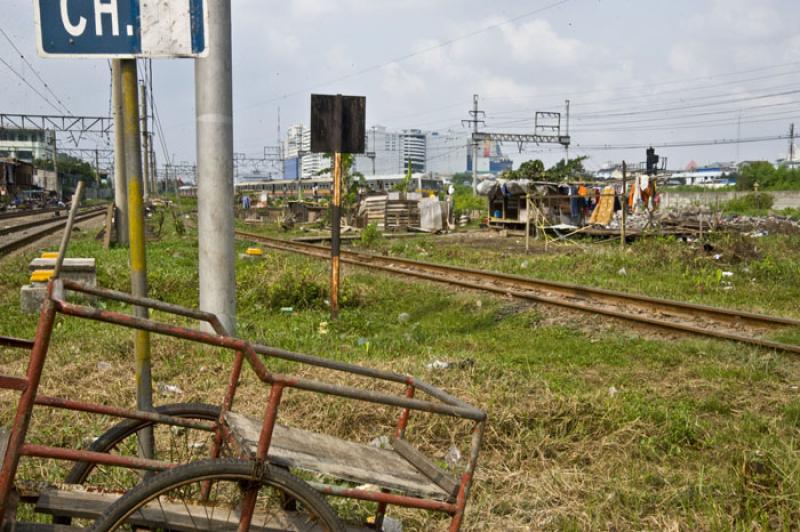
236 231 800 355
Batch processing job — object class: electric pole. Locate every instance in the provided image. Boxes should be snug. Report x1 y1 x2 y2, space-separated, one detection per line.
463 94 485 195
564 99 570 163
139 82 151 200
790 123 796 163
111 60 128 244
196 0 236 334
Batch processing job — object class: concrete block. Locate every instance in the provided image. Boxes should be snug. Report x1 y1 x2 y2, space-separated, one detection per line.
20 284 48 314
28 258 97 287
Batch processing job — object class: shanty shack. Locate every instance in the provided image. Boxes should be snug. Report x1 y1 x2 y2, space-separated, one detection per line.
480 180 585 229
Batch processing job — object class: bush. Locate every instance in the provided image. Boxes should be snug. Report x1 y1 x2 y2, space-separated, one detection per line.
722 193 774 215
246 266 365 311
360 223 382 247
453 185 486 215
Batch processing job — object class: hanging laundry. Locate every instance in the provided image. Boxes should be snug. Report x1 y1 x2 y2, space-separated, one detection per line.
588 186 617 226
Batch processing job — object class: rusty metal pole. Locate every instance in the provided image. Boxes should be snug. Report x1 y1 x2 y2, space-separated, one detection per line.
121 59 154 460
330 152 343 319
620 161 627 249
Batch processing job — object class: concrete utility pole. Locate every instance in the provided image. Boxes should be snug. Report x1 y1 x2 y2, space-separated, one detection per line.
564 99 571 163
140 82 151 200
462 94 485 195
471 95 479 194
195 0 236 333
621 161 627 249
121 58 154 459
790 123 795 162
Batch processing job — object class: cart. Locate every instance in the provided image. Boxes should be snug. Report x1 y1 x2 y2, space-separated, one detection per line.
0 235 487 531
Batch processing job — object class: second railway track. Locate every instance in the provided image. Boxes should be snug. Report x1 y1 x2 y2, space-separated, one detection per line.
237 230 800 355
0 207 107 257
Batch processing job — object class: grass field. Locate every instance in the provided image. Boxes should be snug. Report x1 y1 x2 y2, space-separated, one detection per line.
2 212 800 530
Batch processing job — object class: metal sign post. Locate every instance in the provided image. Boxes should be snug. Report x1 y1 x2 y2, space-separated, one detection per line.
310 94 366 319
34 0 209 460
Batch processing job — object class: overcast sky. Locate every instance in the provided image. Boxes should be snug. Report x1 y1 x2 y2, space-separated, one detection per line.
3 0 799 173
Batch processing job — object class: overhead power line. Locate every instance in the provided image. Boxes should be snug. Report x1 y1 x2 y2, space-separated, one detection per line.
0 54 63 114
0 24 72 114
575 134 791 151
238 0 573 111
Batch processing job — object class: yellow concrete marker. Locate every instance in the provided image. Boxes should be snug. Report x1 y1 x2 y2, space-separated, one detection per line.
245 247 264 256
40 252 59 259
30 270 55 283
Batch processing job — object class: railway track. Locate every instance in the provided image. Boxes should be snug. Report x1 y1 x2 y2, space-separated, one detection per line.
0 207 107 257
0 206 66 221
236 230 800 355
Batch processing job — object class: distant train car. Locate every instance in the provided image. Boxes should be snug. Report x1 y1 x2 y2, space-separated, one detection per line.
234 174 443 201
178 185 197 198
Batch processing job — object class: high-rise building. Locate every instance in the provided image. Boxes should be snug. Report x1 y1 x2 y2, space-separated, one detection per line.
284 124 328 179
399 129 427 173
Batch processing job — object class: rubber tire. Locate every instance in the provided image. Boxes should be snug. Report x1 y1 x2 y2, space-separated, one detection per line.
64 402 221 485
91 458 346 532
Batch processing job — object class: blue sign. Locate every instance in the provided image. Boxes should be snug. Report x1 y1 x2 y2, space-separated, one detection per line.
35 0 208 58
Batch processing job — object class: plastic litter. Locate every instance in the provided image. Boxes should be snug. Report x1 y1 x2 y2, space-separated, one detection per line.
96 361 112 371
369 436 392 450
158 383 183 396
445 446 462 468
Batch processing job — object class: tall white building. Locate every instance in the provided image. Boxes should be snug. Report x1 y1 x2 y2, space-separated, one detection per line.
400 130 427 173
284 124 328 179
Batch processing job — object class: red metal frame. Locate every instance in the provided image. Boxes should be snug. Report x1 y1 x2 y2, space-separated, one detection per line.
0 279 487 530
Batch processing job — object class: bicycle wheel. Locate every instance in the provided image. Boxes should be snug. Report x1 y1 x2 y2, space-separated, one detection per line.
91 458 346 532
65 403 223 489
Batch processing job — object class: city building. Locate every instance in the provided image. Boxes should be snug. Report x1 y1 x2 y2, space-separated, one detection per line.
284 124 328 179
0 129 53 162
399 129 427 173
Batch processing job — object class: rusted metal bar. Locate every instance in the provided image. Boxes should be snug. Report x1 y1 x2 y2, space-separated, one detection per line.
285 376 485 421
60 280 222 327
0 375 27 391
19 444 172 472
239 384 284 532
54 299 486 420
210 350 245 461
32 395 215 431
310 482 457 513
256 384 284 460
0 336 35 350
394 384 416 439
0 298 58 523
450 420 486 532
254 344 409 385
330 151 343 319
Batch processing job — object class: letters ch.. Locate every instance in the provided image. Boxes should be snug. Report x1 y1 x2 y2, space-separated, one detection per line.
59 0 120 38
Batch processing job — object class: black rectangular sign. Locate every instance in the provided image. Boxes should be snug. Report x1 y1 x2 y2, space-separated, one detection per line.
310 94 366 154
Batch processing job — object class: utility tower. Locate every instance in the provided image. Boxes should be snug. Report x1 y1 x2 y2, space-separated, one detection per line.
462 95 485 194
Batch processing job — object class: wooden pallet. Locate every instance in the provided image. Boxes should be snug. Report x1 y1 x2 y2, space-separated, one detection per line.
225 411 457 502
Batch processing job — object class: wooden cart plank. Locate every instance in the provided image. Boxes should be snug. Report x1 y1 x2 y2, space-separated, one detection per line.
225 412 451 501
391 438 458 498
0 427 9 463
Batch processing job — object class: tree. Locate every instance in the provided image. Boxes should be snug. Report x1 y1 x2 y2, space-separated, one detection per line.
35 154 97 181
502 156 589 181
735 162 800 191
547 156 589 181
318 153 365 210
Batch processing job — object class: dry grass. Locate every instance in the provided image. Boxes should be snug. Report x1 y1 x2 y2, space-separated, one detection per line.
2 219 800 530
